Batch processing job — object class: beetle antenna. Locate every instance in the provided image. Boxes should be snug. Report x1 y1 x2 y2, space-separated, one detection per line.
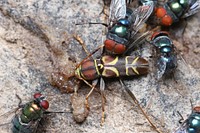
119 79 163 133
73 35 104 69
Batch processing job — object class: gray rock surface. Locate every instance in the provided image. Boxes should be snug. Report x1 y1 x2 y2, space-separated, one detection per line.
0 0 199 133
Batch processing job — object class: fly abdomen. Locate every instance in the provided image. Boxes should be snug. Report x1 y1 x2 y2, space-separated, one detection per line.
12 115 34 133
20 102 43 123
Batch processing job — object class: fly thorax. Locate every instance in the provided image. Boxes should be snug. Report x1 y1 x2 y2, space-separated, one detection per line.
164 2 180 22
153 36 173 48
160 46 173 53
110 25 129 38
21 102 42 123
169 1 184 17
118 19 131 27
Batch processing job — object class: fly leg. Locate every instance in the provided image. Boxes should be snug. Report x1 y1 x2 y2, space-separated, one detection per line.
177 111 185 124
123 31 150 55
15 94 25 110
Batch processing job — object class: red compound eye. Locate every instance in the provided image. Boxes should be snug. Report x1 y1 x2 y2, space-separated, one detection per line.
151 31 160 40
34 93 42 99
114 44 126 54
156 7 167 18
104 39 115 51
151 31 169 40
161 15 173 26
40 100 49 110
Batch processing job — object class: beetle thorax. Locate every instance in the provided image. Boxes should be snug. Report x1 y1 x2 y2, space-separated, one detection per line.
75 67 81 79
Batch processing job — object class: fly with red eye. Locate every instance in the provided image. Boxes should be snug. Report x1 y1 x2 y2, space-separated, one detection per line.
76 0 154 55
150 31 177 80
12 93 49 133
104 0 154 54
140 0 200 26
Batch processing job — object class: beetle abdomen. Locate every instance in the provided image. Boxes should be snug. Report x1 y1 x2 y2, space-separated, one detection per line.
101 56 149 77
79 59 100 80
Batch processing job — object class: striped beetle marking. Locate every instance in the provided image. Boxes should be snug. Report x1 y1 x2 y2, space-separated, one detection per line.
75 55 149 80
69 35 162 132
74 55 149 124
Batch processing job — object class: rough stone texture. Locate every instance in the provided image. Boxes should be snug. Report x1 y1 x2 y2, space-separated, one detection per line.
0 0 199 133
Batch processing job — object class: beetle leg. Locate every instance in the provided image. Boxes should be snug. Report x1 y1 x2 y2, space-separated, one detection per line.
100 77 106 125
85 79 98 110
73 34 90 56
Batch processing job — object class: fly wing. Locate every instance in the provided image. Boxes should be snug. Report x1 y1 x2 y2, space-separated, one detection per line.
0 107 19 126
156 56 167 80
182 0 200 18
28 119 40 133
129 2 154 37
123 31 150 55
109 0 127 26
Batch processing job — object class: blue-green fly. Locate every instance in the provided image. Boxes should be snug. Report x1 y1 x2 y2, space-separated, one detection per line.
174 106 200 133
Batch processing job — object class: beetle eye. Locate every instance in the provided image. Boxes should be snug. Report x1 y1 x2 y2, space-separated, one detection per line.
34 93 42 99
40 100 49 110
